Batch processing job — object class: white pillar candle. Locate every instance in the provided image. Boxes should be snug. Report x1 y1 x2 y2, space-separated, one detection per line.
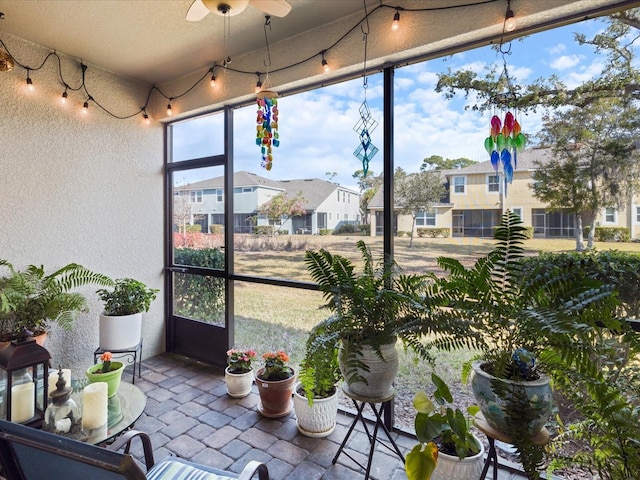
82 382 108 430
11 382 35 423
48 369 59 396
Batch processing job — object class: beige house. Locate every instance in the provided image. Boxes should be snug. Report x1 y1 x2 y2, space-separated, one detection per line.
370 148 640 239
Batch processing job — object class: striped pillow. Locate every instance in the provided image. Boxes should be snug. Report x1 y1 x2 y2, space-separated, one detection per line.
146 458 234 480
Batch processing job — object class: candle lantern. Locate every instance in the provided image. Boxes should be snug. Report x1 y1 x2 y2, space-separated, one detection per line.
0 330 51 427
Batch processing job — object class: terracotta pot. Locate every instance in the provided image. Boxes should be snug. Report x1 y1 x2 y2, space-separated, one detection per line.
255 367 296 418
225 367 254 398
85 361 125 398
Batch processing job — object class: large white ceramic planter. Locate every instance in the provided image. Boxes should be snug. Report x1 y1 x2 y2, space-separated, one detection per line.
225 367 254 398
293 382 339 437
470 361 553 435
339 338 398 398
99 313 142 350
431 434 485 480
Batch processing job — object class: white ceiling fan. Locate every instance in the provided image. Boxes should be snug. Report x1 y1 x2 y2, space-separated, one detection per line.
186 0 292 21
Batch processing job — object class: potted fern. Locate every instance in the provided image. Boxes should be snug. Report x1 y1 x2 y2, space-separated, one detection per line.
293 321 342 437
424 210 618 478
304 240 429 398
96 277 158 350
0 260 112 344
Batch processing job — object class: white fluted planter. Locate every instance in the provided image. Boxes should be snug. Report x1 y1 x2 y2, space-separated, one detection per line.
432 434 485 480
224 367 254 398
339 338 398 398
99 312 142 350
293 383 339 437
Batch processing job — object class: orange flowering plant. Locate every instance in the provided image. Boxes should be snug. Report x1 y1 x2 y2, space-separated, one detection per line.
259 350 294 381
96 351 117 373
226 348 257 374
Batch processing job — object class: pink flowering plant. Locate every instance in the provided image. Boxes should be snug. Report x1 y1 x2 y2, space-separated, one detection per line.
226 348 257 374
259 350 294 381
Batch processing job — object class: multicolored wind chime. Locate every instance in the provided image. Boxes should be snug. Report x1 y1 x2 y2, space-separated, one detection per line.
256 15 280 172
484 110 526 191
256 92 279 171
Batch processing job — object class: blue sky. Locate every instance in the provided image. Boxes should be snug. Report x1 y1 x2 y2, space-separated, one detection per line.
175 15 616 190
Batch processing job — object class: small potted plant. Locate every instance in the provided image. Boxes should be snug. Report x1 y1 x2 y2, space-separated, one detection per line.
293 324 342 437
96 277 159 351
225 348 257 398
0 260 112 345
405 373 484 480
85 351 125 397
255 350 296 418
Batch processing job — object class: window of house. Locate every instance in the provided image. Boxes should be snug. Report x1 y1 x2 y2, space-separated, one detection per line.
416 210 436 226
487 175 500 193
344 214 348 221
337 191 340 202
511 207 523 221
453 176 466 194
604 207 616 223
343 192 346 202
635 206 640 223
242 187 252 193
217 189 223 202
190 191 203 203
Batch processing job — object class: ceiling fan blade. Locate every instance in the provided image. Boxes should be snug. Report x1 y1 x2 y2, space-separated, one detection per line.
186 0 211 21
249 0 292 17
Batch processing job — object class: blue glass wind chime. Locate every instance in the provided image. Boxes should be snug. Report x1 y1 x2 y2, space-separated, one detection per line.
483 30 526 195
352 11 378 177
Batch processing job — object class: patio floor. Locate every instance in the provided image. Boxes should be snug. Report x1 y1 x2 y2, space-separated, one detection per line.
126 353 534 480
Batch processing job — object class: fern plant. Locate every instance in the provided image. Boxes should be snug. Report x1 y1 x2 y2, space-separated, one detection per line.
304 240 435 387
0 260 113 340
298 321 342 405
421 211 620 479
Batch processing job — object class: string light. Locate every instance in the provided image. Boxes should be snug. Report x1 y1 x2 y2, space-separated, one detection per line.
320 50 330 73
82 97 90 113
61 90 68 104
143 111 150 125
26 70 34 91
392 8 400 31
504 0 516 32
1 2 509 120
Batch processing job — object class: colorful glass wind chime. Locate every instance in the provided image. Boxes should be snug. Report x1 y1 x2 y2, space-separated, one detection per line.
256 15 280 172
484 34 526 195
352 7 378 177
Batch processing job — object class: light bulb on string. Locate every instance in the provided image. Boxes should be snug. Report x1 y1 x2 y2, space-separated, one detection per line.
210 74 216 87
82 98 90 114
26 71 34 92
60 90 68 105
391 9 400 31
320 51 330 73
167 100 173 116
504 0 516 32
143 112 150 125
255 79 262 94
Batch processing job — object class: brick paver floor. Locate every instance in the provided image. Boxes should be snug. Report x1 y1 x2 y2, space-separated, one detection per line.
125 353 534 480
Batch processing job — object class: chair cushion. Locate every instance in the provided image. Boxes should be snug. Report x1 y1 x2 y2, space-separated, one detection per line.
146 457 236 480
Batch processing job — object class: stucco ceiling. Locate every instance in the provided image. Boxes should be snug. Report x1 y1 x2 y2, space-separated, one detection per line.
1 0 639 86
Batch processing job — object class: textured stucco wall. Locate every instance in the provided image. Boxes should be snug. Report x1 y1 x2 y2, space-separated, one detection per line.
0 33 165 377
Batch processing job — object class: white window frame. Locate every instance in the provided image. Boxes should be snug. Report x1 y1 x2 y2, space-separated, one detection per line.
511 207 523 222
190 190 203 204
603 207 617 224
415 210 436 227
487 174 500 193
452 176 466 195
216 189 223 202
635 205 640 224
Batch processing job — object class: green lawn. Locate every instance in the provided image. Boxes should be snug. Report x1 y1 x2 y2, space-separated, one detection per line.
232 234 640 428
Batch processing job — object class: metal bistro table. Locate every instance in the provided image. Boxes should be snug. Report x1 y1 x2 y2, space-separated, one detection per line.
72 380 146 445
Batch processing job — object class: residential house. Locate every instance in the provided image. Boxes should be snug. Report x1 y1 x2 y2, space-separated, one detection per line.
370 148 640 238
174 171 360 235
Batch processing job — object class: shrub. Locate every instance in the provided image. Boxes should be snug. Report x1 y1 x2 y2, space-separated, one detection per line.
332 224 358 235
277 229 289 235
594 226 630 242
209 224 224 234
319 229 333 236
254 226 275 235
185 224 202 233
173 248 225 322
416 228 450 238
359 224 371 236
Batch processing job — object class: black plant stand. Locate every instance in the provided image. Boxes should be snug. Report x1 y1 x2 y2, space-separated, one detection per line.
93 339 143 384
332 384 405 480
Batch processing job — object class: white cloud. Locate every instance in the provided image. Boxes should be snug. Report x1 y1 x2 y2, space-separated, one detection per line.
550 54 582 70
548 43 566 55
